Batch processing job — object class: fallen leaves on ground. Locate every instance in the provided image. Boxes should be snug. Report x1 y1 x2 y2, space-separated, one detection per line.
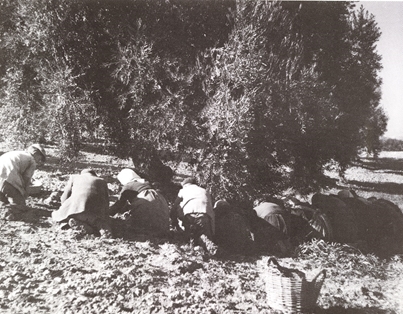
1 148 402 313
1 207 402 313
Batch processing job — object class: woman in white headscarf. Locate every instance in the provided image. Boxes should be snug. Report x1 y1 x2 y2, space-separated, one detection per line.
109 168 170 236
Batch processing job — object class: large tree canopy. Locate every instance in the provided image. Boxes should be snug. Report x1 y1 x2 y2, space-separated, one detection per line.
0 0 386 200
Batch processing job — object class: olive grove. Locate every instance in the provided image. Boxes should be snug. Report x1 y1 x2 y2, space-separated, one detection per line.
0 0 387 201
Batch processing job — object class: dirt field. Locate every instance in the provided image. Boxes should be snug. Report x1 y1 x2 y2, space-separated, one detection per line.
0 146 403 313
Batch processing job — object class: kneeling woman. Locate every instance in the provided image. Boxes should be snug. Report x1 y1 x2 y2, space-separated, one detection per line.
109 168 170 236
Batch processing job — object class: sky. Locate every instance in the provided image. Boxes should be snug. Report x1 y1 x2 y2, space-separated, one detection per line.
359 1 403 140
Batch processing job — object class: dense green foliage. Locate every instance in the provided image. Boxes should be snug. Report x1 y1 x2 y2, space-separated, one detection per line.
0 0 387 200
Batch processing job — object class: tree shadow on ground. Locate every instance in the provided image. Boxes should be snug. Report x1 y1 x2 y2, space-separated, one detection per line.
107 216 181 245
40 155 125 178
107 218 270 262
0 208 52 228
344 180 403 195
0 147 123 176
326 156 403 197
20 208 52 223
317 306 394 314
353 157 403 176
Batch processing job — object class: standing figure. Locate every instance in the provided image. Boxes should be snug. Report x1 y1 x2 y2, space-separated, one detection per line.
171 177 217 255
0 144 46 206
52 169 111 237
109 168 170 236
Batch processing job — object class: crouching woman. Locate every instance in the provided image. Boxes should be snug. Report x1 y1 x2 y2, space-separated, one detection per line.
51 169 112 237
108 168 170 236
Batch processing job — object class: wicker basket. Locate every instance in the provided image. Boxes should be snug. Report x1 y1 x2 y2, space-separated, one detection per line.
265 257 326 313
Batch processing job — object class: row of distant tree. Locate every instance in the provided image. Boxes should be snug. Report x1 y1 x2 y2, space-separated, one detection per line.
0 0 387 201
381 138 403 151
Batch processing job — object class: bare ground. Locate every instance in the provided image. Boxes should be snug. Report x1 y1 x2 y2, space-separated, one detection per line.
0 147 403 313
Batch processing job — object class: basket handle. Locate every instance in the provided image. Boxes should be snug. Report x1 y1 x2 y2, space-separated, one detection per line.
311 269 326 286
267 257 305 278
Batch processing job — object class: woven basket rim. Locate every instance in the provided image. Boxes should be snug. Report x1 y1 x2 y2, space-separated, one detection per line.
265 258 326 312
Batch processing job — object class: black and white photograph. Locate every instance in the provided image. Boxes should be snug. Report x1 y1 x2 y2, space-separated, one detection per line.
0 1 402 313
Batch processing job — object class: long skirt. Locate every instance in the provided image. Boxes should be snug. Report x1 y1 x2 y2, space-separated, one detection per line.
129 189 170 236
312 194 358 243
263 212 290 237
308 210 334 242
215 211 255 254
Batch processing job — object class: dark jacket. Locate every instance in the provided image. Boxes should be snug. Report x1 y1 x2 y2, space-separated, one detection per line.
312 193 358 243
52 173 109 222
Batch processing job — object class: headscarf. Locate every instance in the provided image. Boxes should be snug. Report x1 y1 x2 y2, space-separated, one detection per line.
117 168 142 185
